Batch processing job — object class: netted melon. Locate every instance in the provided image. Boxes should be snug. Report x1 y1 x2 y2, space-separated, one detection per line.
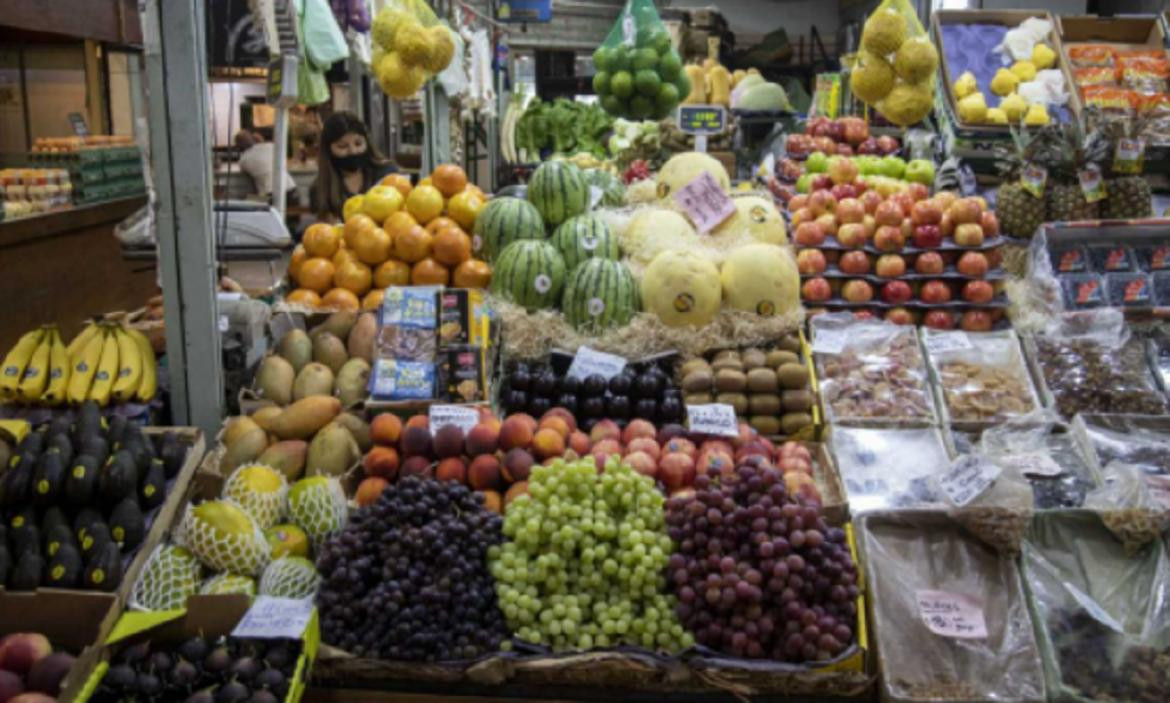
223 464 288 529
265 523 311 559
394 21 434 66
175 500 271 577
199 573 257 598
288 476 348 547
130 543 202 611
259 556 321 600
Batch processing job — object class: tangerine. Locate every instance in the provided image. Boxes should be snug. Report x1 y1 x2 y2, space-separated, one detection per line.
432 227 472 266
289 244 307 281
431 164 468 198
332 246 355 268
380 172 413 199
393 225 433 263
453 259 492 288
335 260 373 296
362 289 386 311
362 184 404 223
343 195 365 221
322 288 361 310
384 211 418 240
344 214 379 249
374 259 411 288
406 184 444 224
286 288 322 307
353 226 393 265
411 257 450 285
426 216 458 234
446 190 485 231
418 176 434 188
298 258 336 293
303 223 341 257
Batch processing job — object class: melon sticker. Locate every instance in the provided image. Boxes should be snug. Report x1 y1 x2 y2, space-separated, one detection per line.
472 234 483 252
674 293 695 313
587 298 606 316
582 236 598 251
750 205 767 223
534 274 552 294
756 300 775 315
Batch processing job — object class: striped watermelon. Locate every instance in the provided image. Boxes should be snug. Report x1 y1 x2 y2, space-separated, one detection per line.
491 240 567 310
528 161 589 227
473 197 545 262
561 258 640 331
584 169 625 208
551 214 620 271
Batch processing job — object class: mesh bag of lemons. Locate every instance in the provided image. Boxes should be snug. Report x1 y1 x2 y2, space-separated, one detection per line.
591 0 687 120
371 0 457 99
849 0 939 126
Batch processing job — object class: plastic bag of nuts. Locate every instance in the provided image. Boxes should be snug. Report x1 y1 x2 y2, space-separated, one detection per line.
932 451 1035 556
811 314 936 425
979 413 1098 510
1085 461 1170 555
921 328 1040 427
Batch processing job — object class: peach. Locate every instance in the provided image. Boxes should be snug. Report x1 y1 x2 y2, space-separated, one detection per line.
436 457 468 483
659 452 696 491
362 446 400 480
785 471 822 504
466 423 500 456
400 426 433 457
541 407 577 433
504 481 530 506
400 455 433 478
657 423 687 444
622 419 657 446
538 415 571 440
468 454 503 490
700 439 733 456
405 414 429 431
625 450 658 478
568 431 592 456
532 428 566 459
663 437 696 458
697 449 734 477
511 413 538 433
590 419 621 444
479 490 503 513
370 414 403 446
499 415 535 451
355 477 390 507
626 437 661 461
433 425 465 459
501 448 534 483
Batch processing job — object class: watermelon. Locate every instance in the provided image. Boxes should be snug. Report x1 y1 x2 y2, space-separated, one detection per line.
551 214 620 271
584 169 625 207
491 240 567 310
473 197 545 262
561 258 640 331
528 161 590 227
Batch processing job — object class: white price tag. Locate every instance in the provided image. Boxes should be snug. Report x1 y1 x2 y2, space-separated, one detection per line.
674 172 736 234
231 596 314 640
999 451 1064 478
924 331 973 356
811 328 848 355
915 590 988 639
589 185 604 209
686 403 739 437
621 16 635 45
566 346 627 381
429 405 480 436
938 455 1001 507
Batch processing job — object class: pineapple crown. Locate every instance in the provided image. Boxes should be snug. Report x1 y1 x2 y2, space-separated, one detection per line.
992 123 1063 179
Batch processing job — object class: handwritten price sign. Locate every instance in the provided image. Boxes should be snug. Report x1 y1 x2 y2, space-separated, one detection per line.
675 172 736 234
916 590 988 639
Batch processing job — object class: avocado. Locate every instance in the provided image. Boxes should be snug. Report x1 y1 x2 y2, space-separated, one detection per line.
40 506 69 537
47 433 74 467
99 450 137 505
47 415 72 438
73 507 104 540
43 522 76 559
64 454 100 508
8 507 38 547
46 542 83 588
9 551 43 590
107 415 129 448
122 428 153 482
11 524 40 559
79 522 111 560
75 401 103 440
31 449 65 508
0 544 11 586
159 432 186 479
17 430 44 455
109 498 145 550
140 458 166 510
77 435 109 466
83 541 122 591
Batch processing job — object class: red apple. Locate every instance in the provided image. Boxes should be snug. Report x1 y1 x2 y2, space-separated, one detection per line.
828 158 859 186
659 453 696 491
911 200 943 226
863 214 877 237
934 191 958 212
940 211 956 237
836 198 865 224
981 211 1000 237
948 198 982 225
836 143 854 156
874 254 906 277
890 192 916 217
813 137 837 155
788 194 809 211
815 213 838 234
794 221 826 247
885 307 916 325
811 174 833 191
837 223 869 248
907 182 930 202
796 248 828 274
839 250 872 275
920 280 953 303
859 190 883 215
840 116 869 145
830 184 856 201
876 135 899 154
874 225 905 252
923 310 955 330
874 200 904 227
791 207 816 228
858 137 880 154
842 279 874 302
808 190 836 216
961 310 994 331
882 280 913 304
956 251 989 277
915 251 945 275
954 223 985 247
807 116 831 136
786 134 813 156
801 277 832 302
912 224 943 249
962 280 995 303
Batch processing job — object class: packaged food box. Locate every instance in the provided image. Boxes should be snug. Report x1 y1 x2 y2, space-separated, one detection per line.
1061 274 1105 309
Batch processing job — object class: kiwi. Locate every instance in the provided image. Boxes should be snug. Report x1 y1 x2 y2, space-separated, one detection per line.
749 416 782 435
766 349 800 368
714 369 747 393
715 393 748 415
678 358 710 379
748 394 782 416
780 412 814 435
684 392 714 405
776 335 803 353
741 349 767 370
712 349 741 362
782 389 814 412
682 370 714 394
776 363 809 390
746 368 779 393
710 357 744 373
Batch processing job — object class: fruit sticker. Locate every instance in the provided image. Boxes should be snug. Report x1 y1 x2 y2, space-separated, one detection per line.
1113 138 1145 175
1078 165 1107 204
534 274 552 294
587 297 606 316
1021 164 1047 199
674 292 695 313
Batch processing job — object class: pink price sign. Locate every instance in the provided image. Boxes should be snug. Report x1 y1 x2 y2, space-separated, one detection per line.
675 172 736 234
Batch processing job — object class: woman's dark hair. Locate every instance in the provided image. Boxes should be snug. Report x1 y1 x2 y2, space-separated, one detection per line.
314 111 392 219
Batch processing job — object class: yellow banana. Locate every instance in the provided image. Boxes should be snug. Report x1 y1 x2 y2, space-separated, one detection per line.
87 329 120 406
66 322 100 363
17 329 52 403
68 327 107 404
125 327 157 403
42 329 70 406
0 328 44 400
110 325 143 402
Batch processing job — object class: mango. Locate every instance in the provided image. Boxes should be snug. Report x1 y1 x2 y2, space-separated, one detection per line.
293 362 335 401
310 311 357 341
306 421 359 477
269 396 342 440
223 416 261 447
257 440 309 481
255 355 295 406
221 427 269 474
251 406 284 433
335 413 372 452
347 312 376 363
336 358 371 408
276 329 312 373
312 332 348 374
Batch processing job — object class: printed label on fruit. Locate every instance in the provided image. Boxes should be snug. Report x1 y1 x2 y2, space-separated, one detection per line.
915 590 988 639
675 171 736 234
534 274 552 294
1021 164 1047 199
998 451 1064 477
686 403 739 437
582 235 598 251
429 405 480 436
587 298 606 316
938 455 1001 507
566 345 627 381
811 328 848 355
233 595 315 639
924 331 972 356
621 16 635 45
1078 165 1107 204
1113 138 1145 175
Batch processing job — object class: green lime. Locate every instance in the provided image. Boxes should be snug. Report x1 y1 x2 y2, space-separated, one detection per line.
632 48 658 73
655 82 679 110
674 73 692 101
610 46 632 73
592 46 611 72
630 96 653 119
592 71 610 95
610 71 634 98
634 69 661 97
657 52 682 82
601 95 625 116
651 31 672 55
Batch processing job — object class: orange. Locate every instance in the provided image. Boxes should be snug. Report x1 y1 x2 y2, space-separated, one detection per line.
432 227 472 266
406 185 444 224
362 289 386 311
322 288 360 310
465 184 486 199
393 225 433 263
298 258 336 293
289 244 307 281
335 260 373 296
343 195 365 221
286 288 322 307
418 176 433 188
374 259 411 288
362 184 404 223
411 258 450 285
332 246 355 268
453 259 492 288
380 173 413 199
303 223 341 257
344 214 378 249
446 190 485 231
431 164 468 198
426 216 458 235
384 211 419 240
352 226 393 265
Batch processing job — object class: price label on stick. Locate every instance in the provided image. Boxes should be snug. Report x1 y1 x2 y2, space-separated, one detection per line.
938 455 1001 507
429 405 480 435
566 346 627 381
675 172 736 234
232 596 314 640
686 403 739 437
915 590 988 639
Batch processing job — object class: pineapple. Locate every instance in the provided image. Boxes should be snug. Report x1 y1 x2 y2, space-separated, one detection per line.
1046 184 1099 223
992 125 1054 238
1043 120 1110 223
1088 108 1155 220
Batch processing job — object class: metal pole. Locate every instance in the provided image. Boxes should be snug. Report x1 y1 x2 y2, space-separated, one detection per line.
273 105 289 216
141 0 225 436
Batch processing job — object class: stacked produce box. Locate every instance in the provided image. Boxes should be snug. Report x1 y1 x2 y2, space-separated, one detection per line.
0 168 73 221
29 137 144 206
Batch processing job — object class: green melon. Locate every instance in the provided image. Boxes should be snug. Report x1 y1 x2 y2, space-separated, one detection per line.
130 543 202 611
199 572 257 597
259 556 321 600
583 169 625 207
176 500 271 577
222 464 288 530
528 161 590 227
491 240 567 311
472 197 545 262
551 214 620 271
288 476 348 548
561 258 640 331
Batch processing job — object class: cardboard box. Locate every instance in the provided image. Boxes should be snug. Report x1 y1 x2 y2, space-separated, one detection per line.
1057 15 1169 119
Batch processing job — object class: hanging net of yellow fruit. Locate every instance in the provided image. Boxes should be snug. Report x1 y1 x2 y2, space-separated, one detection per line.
370 0 458 99
850 0 938 127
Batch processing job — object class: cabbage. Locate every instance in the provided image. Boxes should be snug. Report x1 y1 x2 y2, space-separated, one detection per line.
733 82 791 112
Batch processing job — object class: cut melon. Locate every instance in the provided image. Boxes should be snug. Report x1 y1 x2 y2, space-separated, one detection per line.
621 208 699 266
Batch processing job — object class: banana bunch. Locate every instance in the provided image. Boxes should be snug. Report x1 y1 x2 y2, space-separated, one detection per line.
0 321 156 406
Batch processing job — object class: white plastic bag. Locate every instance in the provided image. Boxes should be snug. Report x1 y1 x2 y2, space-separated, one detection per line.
996 17 1052 63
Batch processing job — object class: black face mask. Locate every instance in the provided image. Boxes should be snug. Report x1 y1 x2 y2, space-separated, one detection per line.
333 151 368 172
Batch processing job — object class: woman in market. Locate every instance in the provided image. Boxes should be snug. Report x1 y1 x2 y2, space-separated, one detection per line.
310 111 398 223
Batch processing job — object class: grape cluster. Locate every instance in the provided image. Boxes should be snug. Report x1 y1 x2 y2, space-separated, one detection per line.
490 457 693 653
665 458 859 662
316 476 508 661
